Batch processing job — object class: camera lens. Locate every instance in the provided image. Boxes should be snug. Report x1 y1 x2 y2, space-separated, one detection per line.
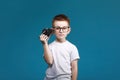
42 28 53 37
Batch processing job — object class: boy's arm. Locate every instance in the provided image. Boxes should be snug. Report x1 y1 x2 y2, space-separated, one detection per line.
71 59 78 80
43 43 53 66
40 34 53 65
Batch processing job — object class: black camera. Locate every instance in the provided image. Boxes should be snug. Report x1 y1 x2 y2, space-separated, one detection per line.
42 28 53 37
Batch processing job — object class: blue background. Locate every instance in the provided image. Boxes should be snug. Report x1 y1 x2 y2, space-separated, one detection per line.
0 0 120 80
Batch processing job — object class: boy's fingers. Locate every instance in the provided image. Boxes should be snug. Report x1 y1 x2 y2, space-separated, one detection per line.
44 36 49 40
39 34 49 41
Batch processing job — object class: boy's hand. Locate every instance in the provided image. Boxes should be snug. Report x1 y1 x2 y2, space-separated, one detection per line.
39 34 49 44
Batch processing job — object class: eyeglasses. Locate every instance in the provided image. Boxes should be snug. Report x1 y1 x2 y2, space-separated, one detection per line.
53 26 70 32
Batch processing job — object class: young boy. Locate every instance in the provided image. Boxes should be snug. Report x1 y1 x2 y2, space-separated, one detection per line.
40 14 80 80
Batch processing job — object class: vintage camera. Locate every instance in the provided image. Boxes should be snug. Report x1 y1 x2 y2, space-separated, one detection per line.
41 28 53 37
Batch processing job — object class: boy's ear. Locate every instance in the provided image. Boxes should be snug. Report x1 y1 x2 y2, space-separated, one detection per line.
67 27 71 34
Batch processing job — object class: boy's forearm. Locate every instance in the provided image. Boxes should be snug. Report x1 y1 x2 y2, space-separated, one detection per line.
39 34 53 65
71 60 78 80
71 68 78 80
43 43 53 65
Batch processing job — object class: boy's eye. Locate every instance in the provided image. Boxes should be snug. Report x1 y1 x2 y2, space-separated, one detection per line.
62 27 67 30
56 27 60 30
55 26 68 29
53 26 69 32
56 27 67 30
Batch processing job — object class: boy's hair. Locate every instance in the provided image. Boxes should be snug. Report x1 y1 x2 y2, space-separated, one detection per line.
52 14 70 27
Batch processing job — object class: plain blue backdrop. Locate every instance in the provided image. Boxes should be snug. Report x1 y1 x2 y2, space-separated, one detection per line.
0 0 120 80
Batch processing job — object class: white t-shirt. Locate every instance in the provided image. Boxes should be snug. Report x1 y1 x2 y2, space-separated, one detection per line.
44 40 80 80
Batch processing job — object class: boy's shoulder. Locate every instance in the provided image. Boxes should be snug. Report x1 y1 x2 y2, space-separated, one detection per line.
66 40 77 47
48 40 56 46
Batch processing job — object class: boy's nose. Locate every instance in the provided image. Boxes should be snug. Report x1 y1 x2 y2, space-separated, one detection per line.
59 29 63 33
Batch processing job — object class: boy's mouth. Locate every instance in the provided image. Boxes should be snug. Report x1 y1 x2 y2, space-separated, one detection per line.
58 34 64 36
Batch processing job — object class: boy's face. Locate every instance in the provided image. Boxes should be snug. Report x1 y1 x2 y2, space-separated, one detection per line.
53 20 71 41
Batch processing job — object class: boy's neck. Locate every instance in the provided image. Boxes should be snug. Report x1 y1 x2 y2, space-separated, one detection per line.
56 38 66 43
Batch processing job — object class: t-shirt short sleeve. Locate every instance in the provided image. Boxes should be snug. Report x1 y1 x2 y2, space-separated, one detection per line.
70 45 80 62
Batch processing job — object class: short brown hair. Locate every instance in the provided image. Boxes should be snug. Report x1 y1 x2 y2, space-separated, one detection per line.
52 14 70 27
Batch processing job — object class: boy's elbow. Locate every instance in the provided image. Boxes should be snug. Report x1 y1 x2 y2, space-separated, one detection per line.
43 56 53 66
47 60 53 66
44 57 53 66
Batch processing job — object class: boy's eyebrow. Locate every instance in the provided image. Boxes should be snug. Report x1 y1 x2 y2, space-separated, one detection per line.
53 26 69 28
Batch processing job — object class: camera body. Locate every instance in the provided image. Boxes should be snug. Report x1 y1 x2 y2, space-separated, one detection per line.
42 28 53 37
